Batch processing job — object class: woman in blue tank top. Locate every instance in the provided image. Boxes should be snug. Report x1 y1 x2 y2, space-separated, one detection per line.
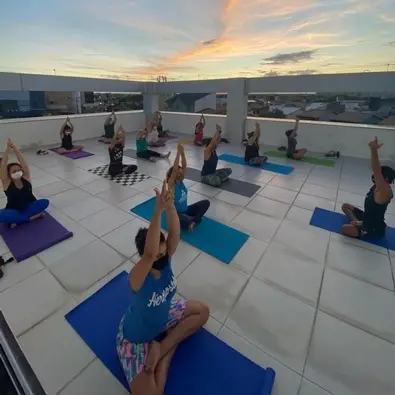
116 177 209 395
201 125 232 187
167 143 210 232
341 137 395 238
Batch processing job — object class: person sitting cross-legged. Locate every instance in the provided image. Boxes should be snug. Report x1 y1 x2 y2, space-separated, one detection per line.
244 123 268 166
0 139 49 229
167 143 210 232
116 179 209 395
56 117 84 154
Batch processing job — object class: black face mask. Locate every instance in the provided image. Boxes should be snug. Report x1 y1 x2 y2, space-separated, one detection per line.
152 253 169 271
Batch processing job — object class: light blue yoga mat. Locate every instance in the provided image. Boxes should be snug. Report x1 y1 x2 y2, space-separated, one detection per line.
131 197 249 264
65 271 276 395
218 153 294 175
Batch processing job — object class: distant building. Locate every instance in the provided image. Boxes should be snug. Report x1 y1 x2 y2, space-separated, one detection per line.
329 112 371 124
379 116 395 127
166 93 215 113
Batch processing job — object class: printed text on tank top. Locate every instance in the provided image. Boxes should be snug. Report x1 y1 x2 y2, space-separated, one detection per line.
147 275 177 307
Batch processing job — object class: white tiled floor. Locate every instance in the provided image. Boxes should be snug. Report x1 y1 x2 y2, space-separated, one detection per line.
1 135 395 395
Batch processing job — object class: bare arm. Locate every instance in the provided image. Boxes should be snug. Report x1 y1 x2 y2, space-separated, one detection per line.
129 206 163 292
137 129 147 139
180 149 187 175
369 137 391 202
290 119 299 138
68 119 74 133
248 123 260 145
60 119 68 136
168 151 181 190
11 141 30 181
166 204 180 257
1 142 11 187
204 125 221 159
201 114 206 126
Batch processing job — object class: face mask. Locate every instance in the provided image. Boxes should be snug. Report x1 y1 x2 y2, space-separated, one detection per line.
152 253 169 271
11 171 23 180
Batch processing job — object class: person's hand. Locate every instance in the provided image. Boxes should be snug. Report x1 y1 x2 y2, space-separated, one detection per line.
66 116 70 121
296 118 300 124
216 124 222 134
154 181 174 211
368 136 383 150
7 139 13 151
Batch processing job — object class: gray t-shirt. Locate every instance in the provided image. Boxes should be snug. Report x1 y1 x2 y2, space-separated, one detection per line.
287 136 297 156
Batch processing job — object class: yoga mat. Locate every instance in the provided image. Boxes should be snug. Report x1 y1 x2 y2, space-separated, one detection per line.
65 271 276 395
264 151 335 167
185 167 261 198
49 148 94 159
0 213 73 262
310 207 395 250
218 153 294 175
131 197 249 264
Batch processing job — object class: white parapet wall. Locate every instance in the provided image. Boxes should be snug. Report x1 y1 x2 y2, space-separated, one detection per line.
246 117 395 160
0 111 145 150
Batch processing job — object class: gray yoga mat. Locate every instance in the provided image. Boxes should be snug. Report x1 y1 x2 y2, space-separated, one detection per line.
185 167 260 198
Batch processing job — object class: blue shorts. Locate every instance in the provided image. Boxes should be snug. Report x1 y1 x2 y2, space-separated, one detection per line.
116 298 187 387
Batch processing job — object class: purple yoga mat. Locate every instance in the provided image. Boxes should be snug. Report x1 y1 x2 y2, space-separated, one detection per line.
0 213 73 262
49 148 94 159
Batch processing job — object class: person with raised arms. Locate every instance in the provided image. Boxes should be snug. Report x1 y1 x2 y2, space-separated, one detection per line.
56 117 84 154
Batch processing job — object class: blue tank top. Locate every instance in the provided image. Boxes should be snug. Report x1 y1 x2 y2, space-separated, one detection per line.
201 150 218 176
122 263 177 343
174 182 188 213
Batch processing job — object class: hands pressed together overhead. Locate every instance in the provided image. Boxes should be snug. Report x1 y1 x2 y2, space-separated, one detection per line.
154 180 174 211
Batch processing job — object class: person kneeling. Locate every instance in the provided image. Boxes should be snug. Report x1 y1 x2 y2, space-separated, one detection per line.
245 123 268 166
341 137 394 239
0 139 49 229
57 117 84 154
108 125 137 178
167 143 210 232
285 119 307 160
201 125 232 187
116 179 209 395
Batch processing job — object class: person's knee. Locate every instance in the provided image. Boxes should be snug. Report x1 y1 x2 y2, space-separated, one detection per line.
202 199 210 210
36 198 50 211
341 203 351 213
131 372 161 395
226 168 232 176
198 303 210 325
341 224 358 238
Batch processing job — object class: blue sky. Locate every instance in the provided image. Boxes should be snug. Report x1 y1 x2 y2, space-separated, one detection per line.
1 0 394 80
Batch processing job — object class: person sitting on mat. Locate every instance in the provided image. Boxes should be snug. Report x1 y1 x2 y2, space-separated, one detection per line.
136 129 170 162
100 110 117 143
285 119 307 160
194 114 206 146
0 139 50 229
201 125 232 187
57 117 84 154
155 111 167 138
147 120 168 147
341 137 395 239
117 179 209 395
244 123 268 166
108 125 138 178
167 143 210 232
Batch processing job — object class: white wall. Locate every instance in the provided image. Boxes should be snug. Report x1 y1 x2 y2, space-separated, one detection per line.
246 117 395 160
161 112 226 138
0 111 145 150
194 93 216 113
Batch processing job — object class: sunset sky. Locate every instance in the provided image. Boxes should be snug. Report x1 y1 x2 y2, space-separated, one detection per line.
1 0 394 81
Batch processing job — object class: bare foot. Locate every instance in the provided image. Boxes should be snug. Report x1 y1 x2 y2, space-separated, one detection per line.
145 340 161 373
188 221 196 232
149 157 157 162
30 212 45 222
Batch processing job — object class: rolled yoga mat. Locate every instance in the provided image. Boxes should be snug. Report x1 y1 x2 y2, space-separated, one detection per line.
131 197 249 264
65 271 276 395
263 151 335 167
0 213 73 262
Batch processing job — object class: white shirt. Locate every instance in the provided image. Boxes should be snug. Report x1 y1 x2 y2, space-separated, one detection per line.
147 127 159 143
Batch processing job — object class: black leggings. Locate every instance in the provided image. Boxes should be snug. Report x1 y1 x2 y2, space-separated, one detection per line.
178 200 210 230
109 164 137 178
136 150 162 160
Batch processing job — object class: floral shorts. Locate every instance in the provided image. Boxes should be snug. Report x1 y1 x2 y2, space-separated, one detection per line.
116 298 187 387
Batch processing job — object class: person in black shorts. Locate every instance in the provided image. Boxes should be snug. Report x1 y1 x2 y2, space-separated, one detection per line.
341 137 395 238
244 123 268 166
57 117 84 154
285 119 307 160
108 125 137 178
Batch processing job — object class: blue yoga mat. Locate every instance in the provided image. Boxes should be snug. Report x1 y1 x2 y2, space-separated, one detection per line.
218 153 294 175
131 197 249 264
65 271 276 395
310 207 395 250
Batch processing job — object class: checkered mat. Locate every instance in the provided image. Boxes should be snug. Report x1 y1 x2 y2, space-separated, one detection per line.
88 165 150 186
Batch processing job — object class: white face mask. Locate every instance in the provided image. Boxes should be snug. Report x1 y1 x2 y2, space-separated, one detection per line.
11 170 23 180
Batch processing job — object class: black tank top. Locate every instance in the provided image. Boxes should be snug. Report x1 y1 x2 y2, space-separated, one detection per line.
363 186 391 231
109 145 123 172
201 150 218 176
5 178 37 211
245 141 260 161
61 133 73 150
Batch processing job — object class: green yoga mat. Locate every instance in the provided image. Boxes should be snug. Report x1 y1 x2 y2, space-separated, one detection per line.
263 151 335 167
